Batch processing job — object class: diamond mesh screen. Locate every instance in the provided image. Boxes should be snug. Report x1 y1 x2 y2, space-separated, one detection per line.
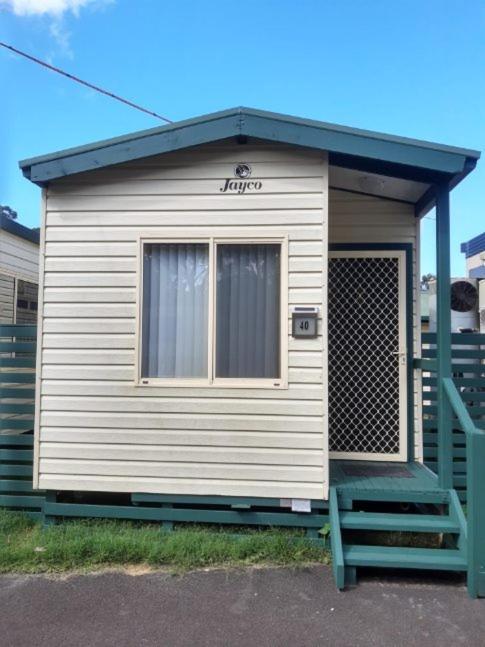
328 256 401 455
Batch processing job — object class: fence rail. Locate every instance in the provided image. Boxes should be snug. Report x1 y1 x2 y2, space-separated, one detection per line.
0 324 41 517
0 324 37 434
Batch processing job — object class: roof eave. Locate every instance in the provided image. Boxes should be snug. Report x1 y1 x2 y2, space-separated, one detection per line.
19 107 481 193
414 156 479 218
0 214 40 245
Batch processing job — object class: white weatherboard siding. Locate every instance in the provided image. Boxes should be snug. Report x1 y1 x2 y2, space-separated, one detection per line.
0 273 15 324
0 230 39 324
37 143 329 499
328 189 422 461
1 230 39 433
0 229 39 283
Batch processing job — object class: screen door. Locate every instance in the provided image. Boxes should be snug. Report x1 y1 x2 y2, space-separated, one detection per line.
328 250 407 461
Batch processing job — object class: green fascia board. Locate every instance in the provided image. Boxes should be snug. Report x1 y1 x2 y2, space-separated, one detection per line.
20 108 241 168
19 106 480 186
240 112 474 173
24 112 241 184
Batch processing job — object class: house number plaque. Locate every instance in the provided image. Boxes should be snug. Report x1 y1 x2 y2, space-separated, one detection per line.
291 307 319 339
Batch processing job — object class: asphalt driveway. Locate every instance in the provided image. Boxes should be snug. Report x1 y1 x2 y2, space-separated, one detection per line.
0 566 483 646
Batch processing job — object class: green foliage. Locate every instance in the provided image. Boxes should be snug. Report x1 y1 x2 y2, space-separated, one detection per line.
318 523 331 547
0 510 330 573
0 205 18 220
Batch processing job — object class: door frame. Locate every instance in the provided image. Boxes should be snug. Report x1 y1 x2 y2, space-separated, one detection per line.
328 243 414 463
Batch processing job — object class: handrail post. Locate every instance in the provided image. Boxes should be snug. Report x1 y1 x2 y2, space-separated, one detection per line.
436 183 453 489
466 429 485 597
442 377 485 598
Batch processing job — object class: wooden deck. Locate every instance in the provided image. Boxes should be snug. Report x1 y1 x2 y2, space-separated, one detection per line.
330 460 449 504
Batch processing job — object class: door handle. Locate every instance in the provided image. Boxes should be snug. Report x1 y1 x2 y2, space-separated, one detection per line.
392 350 407 365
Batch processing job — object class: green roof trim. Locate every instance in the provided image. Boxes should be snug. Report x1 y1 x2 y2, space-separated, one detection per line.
19 106 480 191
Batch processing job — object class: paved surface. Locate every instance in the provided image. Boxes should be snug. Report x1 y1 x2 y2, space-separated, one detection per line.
0 566 484 646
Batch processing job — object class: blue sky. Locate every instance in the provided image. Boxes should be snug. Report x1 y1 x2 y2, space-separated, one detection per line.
1 0 484 275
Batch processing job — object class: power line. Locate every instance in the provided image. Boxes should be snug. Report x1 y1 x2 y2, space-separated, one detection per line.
0 41 173 124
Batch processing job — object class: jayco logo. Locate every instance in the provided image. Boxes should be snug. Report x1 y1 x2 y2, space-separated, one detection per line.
219 163 263 194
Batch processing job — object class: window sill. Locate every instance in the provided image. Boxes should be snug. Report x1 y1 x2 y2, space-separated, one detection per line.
136 379 288 390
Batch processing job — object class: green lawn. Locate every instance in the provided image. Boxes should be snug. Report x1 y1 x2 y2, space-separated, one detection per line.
0 509 330 574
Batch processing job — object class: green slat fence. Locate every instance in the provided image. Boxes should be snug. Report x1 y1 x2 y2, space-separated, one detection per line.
421 331 485 502
0 324 44 518
0 324 37 434
0 434 44 519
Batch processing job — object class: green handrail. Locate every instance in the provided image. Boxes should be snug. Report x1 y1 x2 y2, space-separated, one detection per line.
442 378 484 437
443 377 485 598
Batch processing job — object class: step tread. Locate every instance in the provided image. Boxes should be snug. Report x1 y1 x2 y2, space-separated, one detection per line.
340 511 459 533
335 488 450 504
343 544 467 571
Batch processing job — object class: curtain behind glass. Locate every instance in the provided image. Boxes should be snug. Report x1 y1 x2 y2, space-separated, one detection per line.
141 243 209 378
216 244 280 379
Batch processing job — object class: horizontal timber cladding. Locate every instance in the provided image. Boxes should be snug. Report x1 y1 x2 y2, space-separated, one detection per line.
0 273 15 324
38 142 328 499
328 189 421 460
0 229 39 283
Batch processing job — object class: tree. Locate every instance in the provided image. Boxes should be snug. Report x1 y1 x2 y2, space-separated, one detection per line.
421 273 436 290
1 205 18 220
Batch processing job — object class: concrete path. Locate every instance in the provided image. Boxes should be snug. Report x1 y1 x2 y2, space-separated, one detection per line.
0 566 483 646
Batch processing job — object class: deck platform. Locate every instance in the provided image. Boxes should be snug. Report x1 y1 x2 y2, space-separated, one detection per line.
330 460 449 505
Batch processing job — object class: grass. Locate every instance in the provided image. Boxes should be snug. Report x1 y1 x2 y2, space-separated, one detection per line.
0 509 330 574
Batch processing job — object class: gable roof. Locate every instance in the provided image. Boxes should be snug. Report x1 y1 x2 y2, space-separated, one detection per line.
0 214 40 245
19 106 480 211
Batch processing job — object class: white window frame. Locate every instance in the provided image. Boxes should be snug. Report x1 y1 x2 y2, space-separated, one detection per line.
135 232 289 389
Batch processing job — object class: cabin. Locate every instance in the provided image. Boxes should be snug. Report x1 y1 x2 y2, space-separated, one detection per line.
0 215 39 324
18 108 485 595
461 232 485 281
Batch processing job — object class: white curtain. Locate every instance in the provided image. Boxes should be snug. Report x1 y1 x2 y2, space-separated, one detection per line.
142 243 209 378
216 244 280 378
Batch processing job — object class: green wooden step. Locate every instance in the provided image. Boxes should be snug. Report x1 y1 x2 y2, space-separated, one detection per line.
336 488 450 505
343 544 467 571
340 511 460 533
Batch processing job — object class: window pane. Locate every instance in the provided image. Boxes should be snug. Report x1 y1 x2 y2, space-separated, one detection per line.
141 243 209 378
16 280 38 324
216 244 280 379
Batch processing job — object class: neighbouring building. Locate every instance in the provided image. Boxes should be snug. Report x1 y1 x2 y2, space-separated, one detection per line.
461 232 485 332
461 232 485 279
0 214 40 324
